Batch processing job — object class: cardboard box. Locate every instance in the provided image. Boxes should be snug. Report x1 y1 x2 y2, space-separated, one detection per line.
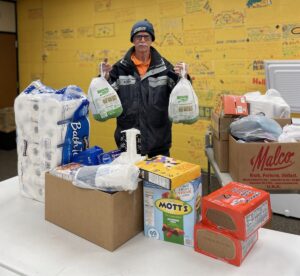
143 177 202 247
229 135 300 191
211 112 291 142
215 95 248 117
194 222 258 266
45 173 143 251
211 112 235 141
213 136 229 172
136 155 201 190
201 182 271 240
0 107 15 133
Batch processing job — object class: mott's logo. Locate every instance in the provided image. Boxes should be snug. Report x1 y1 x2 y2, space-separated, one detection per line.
250 145 295 171
97 87 109 96
155 199 192 215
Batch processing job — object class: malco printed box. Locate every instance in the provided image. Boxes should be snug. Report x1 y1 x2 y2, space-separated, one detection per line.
136 155 201 190
194 222 258 266
143 177 202 247
229 135 300 191
201 182 271 240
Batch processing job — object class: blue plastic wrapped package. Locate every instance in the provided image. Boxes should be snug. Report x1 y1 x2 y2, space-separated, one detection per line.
230 115 283 142
72 146 104 165
98 149 122 164
61 99 90 165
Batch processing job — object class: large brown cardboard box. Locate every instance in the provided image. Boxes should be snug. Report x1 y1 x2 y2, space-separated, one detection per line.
45 173 143 251
211 112 235 141
229 135 300 192
212 136 229 172
211 112 291 142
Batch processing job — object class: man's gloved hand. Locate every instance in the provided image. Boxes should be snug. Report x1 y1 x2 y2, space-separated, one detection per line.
100 58 112 80
174 62 188 78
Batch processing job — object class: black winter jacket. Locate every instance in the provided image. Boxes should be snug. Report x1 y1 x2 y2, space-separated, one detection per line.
108 46 179 156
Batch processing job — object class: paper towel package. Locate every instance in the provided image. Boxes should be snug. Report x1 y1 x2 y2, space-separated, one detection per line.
14 81 89 202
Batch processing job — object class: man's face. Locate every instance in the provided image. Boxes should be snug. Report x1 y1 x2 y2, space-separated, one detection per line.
132 31 152 53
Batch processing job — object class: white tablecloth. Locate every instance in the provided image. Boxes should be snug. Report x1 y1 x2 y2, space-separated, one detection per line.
1 177 300 276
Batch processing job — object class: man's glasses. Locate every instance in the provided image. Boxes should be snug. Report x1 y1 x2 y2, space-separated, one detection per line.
134 34 151 41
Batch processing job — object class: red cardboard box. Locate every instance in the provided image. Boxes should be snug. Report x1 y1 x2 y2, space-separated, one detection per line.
194 222 258 266
215 95 248 117
202 182 271 240
223 95 248 116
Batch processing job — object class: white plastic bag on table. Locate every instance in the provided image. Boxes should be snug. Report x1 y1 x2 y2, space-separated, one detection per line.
88 63 123 121
168 64 199 124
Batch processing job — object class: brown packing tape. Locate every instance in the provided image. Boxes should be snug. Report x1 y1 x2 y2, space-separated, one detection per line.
196 229 236 260
206 208 237 230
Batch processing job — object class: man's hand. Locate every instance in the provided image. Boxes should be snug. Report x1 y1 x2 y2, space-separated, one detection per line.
174 62 188 78
100 58 112 80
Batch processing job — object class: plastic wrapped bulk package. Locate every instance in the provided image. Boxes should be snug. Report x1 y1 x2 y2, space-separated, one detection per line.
14 80 89 202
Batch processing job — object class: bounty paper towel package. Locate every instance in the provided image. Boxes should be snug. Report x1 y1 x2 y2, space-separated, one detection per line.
143 177 202 247
14 80 89 202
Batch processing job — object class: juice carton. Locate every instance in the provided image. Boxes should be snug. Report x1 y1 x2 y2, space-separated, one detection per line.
202 182 271 240
143 177 202 247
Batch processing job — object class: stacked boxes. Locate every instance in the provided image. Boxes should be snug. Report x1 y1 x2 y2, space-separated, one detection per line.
211 95 248 172
136 155 202 247
194 182 271 266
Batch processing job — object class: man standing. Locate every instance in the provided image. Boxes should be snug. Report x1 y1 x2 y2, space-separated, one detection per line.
102 19 189 157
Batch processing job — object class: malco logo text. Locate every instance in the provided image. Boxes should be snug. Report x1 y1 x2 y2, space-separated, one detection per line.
250 145 295 171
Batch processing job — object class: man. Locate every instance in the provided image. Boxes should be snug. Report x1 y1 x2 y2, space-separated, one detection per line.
102 19 189 157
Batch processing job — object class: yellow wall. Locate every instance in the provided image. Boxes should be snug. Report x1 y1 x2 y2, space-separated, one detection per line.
17 0 300 168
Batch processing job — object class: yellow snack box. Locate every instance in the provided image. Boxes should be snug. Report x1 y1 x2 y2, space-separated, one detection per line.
136 155 201 190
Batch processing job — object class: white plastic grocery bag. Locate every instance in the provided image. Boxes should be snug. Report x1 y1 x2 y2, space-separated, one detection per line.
88 63 123 121
168 64 199 124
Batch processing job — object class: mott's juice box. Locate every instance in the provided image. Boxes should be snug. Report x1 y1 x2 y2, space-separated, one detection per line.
143 177 202 247
136 155 201 190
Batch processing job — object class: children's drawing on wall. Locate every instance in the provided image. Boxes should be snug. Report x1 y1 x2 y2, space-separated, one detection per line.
77 26 94 38
247 0 272 8
214 10 245 27
94 23 115 38
185 0 212 14
247 26 281 42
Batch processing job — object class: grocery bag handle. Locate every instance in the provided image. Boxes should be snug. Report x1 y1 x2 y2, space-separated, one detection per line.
99 62 105 78
180 63 187 79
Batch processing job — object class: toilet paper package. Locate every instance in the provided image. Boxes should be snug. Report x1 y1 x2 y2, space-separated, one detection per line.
14 80 89 202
